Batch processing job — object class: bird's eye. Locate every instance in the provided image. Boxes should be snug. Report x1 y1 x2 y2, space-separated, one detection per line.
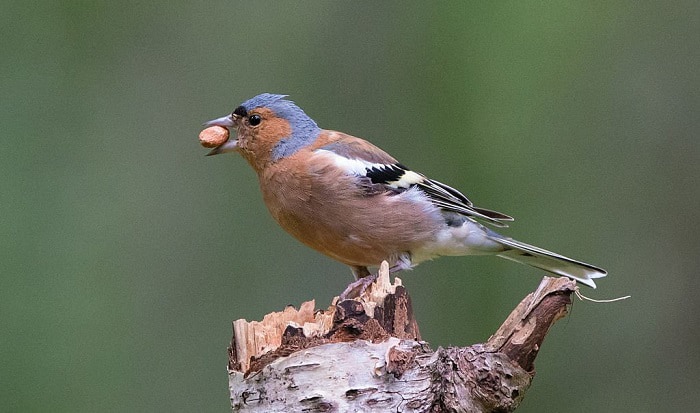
248 114 262 126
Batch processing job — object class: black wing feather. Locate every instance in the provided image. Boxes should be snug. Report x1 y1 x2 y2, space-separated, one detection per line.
365 164 513 227
317 138 513 227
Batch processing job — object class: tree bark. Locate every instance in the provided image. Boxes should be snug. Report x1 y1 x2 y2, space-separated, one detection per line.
228 262 576 412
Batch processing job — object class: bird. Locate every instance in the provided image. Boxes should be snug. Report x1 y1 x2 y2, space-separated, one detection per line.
203 93 607 293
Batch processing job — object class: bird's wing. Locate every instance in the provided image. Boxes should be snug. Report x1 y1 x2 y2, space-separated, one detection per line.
314 134 514 227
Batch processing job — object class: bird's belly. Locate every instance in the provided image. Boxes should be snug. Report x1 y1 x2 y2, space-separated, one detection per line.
272 210 428 267
410 220 506 264
266 190 445 268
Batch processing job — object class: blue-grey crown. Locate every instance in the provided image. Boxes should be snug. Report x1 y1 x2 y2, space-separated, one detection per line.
241 93 321 161
241 93 289 112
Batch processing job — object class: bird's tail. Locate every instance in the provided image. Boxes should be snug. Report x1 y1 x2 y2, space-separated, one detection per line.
489 234 607 288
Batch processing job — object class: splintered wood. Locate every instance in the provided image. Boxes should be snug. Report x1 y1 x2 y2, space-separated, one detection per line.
229 300 334 373
228 266 577 412
228 262 417 374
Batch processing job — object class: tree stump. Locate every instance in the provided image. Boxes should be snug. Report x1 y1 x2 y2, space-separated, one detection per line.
228 262 576 412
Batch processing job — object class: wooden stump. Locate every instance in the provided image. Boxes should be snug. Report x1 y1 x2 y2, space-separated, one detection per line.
228 262 576 412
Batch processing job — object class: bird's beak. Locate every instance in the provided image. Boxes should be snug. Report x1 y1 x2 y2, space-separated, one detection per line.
203 115 238 156
204 115 236 128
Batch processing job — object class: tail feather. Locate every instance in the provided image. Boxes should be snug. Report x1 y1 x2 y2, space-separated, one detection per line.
491 235 607 288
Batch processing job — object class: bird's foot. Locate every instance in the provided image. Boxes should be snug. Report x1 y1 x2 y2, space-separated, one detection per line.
339 273 379 300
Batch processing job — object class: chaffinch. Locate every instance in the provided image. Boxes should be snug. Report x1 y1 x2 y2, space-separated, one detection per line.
203 93 607 290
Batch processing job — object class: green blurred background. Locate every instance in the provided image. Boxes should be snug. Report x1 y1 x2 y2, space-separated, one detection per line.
2 1 698 411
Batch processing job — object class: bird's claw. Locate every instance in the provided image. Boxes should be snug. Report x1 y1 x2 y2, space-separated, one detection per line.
339 273 379 300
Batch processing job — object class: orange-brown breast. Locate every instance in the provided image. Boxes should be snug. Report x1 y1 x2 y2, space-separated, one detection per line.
256 132 444 267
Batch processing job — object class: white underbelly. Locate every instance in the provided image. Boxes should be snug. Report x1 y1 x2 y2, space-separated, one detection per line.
410 220 505 264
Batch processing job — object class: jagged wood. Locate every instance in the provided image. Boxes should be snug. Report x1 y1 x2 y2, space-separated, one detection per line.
228 262 576 412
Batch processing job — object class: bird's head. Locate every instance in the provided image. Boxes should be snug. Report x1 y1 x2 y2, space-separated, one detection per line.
204 93 321 171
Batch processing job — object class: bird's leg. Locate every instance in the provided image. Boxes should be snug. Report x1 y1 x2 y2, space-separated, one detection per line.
388 252 413 273
339 266 377 300
340 254 414 300
351 265 371 281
